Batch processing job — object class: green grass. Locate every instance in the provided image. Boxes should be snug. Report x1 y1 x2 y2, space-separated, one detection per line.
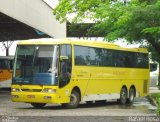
151 93 160 99
151 93 160 116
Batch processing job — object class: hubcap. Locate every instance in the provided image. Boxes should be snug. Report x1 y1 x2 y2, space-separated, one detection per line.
121 91 126 100
130 89 134 101
121 89 127 104
70 94 77 105
130 94 134 101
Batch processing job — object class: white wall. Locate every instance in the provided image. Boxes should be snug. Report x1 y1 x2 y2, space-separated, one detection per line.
0 0 66 38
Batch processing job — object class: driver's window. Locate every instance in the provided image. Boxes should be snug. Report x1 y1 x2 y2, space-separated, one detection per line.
59 45 72 88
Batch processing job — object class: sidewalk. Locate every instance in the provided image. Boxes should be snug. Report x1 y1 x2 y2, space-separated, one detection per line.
149 87 160 94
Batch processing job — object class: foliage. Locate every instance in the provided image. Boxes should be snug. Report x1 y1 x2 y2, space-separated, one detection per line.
54 0 160 84
151 93 160 99
151 93 160 115
157 97 160 115
54 0 160 47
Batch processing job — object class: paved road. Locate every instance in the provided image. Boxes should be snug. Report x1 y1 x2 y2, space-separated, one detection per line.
0 90 158 122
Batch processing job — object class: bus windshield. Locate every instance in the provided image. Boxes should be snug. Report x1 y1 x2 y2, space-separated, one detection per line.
12 45 59 86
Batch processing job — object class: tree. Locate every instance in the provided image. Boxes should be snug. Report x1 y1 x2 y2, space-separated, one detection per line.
53 0 160 85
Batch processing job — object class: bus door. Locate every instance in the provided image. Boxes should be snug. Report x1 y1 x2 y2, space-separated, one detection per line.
58 44 72 103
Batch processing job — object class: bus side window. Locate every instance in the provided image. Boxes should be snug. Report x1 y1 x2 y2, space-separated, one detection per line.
9 60 13 70
0 59 4 69
124 56 131 67
4 60 10 69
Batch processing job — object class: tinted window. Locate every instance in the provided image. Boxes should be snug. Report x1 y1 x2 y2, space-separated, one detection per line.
115 51 135 67
74 46 103 66
0 59 11 69
74 45 148 68
74 46 88 65
102 49 114 66
88 47 103 66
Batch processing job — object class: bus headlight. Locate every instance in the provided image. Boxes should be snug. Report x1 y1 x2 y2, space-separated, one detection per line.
12 88 20 92
42 88 56 93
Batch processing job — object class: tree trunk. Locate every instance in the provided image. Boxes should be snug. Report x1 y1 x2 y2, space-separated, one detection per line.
6 48 9 56
158 63 160 88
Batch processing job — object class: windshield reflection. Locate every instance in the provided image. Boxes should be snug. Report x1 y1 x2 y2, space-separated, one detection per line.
12 45 59 85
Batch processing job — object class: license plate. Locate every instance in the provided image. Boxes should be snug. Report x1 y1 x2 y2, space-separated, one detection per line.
27 95 35 98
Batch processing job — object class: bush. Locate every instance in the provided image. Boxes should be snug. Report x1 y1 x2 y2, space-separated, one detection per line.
150 93 160 115
156 97 160 115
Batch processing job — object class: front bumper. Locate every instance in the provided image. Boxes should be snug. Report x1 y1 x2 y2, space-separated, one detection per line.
11 92 59 104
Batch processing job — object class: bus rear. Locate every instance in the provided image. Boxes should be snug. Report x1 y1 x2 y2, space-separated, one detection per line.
0 56 14 88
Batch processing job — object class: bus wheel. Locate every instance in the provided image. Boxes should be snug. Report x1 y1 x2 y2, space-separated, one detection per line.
31 103 46 108
120 87 127 105
128 87 135 104
64 90 80 109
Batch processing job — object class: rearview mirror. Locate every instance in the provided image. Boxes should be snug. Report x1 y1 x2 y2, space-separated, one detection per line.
60 56 69 61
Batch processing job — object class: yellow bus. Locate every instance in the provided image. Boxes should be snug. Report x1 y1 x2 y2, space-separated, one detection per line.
11 38 149 108
0 56 14 88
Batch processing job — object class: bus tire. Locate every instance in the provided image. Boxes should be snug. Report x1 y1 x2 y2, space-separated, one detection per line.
127 87 135 104
120 87 127 105
64 90 80 109
31 103 46 108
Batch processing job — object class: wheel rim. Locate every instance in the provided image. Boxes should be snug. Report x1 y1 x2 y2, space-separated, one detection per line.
130 94 134 101
121 89 127 103
130 89 134 101
70 94 77 105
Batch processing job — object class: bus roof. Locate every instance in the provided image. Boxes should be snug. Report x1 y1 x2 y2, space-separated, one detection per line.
17 38 148 53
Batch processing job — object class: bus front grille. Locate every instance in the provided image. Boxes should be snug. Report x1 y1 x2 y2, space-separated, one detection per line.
21 89 42 92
